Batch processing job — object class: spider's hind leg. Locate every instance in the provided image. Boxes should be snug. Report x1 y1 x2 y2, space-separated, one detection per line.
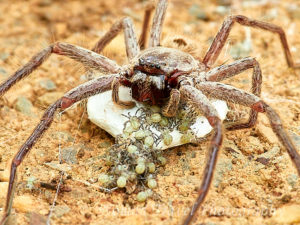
196 81 300 176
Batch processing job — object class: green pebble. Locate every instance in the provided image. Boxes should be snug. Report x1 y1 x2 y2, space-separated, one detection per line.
151 113 162 123
147 163 156 173
147 179 157 189
158 156 167 166
127 145 137 154
144 136 154 147
159 117 169 127
135 130 146 139
135 163 146 174
117 176 127 188
137 191 147 202
163 133 173 146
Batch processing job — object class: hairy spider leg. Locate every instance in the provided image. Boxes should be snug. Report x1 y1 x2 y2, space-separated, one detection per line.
203 15 300 69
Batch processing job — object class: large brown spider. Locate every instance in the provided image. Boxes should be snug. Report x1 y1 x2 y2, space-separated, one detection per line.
0 0 300 224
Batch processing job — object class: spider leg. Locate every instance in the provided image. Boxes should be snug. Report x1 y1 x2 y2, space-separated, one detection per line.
0 75 116 225
180 85 223 225
0 42 120 96
139 2 155 50
204 57 262 130
112 77 135 107
148 0 168 48
162 89 180 117
196 81 300 175
92 17 140 60
203 15 300 68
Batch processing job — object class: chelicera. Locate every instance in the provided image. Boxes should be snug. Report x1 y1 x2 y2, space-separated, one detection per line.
1 0 300 224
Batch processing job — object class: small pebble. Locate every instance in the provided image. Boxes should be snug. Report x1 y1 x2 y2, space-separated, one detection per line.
289 131 300 149
37 92 64 106
189 4 208 20
213 158 233 187
26 177 36 190
39 79 56 91
51 131 74 142
0 52 10 61
287 174 298 188
15 96 33 116
44 161 71 172
0 67 7 76
53 205 70 218
62 146 78 164
29 212 47 225
287 4 300 20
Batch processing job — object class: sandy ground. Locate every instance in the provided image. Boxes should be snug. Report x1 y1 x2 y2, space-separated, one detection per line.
0 0 300 225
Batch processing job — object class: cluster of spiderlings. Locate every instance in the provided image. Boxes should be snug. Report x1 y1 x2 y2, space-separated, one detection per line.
98 103 197 202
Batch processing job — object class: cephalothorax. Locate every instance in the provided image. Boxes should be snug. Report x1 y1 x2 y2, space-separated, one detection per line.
125 47 201 106
1 0 300 225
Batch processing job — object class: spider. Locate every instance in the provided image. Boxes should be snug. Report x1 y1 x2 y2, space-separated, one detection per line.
0 0 300 224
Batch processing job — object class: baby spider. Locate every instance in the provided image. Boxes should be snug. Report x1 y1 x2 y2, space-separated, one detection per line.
0 0 300 224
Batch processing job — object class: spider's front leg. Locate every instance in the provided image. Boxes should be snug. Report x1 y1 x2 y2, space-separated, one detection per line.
0 42 120 96
0 75 116 225
203 15 300 68
179 85 223 225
